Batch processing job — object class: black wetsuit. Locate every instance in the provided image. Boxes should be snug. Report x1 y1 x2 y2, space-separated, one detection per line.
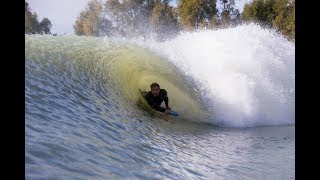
144 89 169 113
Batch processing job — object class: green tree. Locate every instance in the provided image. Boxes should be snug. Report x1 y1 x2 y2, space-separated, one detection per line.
272 0 295 40
241 3 254 21
241 0 294 41
104 0 125 36
25 2 39 34
151 0 180 40
220 0 240 27
104 0 157 37
39 18 52 34
74 12 86 35
25 2 52 34
241 0 275 27
220 0 231 27
74 0 113 36
208 15 219 29
77 0 102 36
178 0 217 31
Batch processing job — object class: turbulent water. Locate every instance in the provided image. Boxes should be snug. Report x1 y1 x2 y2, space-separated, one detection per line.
25 24 295 179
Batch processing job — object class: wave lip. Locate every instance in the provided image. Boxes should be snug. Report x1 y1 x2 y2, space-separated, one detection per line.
145 24 295 127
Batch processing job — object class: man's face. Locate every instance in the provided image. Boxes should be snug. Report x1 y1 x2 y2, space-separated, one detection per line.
151 86 160 96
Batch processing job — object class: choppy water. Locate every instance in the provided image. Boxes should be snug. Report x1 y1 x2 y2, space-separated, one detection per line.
25 24 295 179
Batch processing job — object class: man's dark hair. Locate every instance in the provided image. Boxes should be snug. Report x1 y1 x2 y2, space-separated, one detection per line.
150 82 160 89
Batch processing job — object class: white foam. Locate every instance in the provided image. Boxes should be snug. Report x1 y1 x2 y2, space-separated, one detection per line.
147 24 295 127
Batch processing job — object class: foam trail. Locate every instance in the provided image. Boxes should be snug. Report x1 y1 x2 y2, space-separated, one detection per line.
144 24 295 127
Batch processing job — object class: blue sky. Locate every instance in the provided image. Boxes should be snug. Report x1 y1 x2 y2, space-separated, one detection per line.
27 0 252 35
27 0 90 35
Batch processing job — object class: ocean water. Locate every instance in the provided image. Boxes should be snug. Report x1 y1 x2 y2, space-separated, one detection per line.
25 24 295 179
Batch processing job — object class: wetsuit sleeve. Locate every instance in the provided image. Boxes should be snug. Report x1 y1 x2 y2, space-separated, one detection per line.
163 90 169 108
144 92 151 103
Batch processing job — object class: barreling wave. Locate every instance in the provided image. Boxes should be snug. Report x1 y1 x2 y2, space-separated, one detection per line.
25 24 294 128
25 34 209 126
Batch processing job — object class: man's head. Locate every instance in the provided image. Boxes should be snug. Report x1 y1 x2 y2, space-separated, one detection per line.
150 82 160 96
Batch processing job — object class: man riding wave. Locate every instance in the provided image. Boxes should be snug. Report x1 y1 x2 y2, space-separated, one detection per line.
141 82 171 115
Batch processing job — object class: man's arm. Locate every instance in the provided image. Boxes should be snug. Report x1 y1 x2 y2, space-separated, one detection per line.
164 96 170 109
144 92 151 103
163 91 171 115
163 90 170 109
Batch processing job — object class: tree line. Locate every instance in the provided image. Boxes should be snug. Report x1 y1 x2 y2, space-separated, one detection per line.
242 0 295 41
25 2 53 35
73 0 240 40
74 0 294 41
25 0 294 41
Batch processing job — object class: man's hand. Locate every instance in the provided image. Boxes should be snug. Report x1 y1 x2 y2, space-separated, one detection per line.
164 107 171 115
